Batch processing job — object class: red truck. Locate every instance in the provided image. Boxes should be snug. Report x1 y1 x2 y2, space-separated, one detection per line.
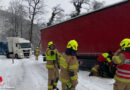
41 0 130 70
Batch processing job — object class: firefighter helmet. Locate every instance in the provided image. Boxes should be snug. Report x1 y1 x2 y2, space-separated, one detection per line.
48 41 55 47
120 38 130 50
67 40 78 51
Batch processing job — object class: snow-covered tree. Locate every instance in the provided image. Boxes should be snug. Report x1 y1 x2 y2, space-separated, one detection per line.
70 0 104 17
8 0 27 37
71 0 90 17
24 0 45 43
47 5 64 26
92 0 104 10
0 1 2 9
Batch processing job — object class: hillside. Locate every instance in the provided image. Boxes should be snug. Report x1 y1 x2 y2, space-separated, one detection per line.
0 10 41 49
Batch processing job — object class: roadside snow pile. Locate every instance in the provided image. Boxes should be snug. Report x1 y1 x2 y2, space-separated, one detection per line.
0 55 114 90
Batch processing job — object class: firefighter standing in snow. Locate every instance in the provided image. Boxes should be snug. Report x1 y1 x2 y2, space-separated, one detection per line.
60 40 79 90
45 41 61 90
34 46 40 60
112 38 130 90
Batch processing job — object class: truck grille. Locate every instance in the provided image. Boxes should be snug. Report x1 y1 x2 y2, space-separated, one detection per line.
23 50 30 56
24 53 29 56
23 50 30 53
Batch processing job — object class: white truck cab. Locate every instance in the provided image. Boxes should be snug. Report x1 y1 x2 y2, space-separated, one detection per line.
7 37 32 59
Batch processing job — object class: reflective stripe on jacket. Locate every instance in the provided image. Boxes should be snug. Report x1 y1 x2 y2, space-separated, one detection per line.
45 48 61 69
115 52 130 83
45 48 57 60
60 53 79 85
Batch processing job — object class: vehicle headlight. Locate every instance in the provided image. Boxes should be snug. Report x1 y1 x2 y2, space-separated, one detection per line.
19 51 23 55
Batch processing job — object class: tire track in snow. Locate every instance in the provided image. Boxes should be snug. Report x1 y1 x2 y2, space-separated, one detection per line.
13 60 49 90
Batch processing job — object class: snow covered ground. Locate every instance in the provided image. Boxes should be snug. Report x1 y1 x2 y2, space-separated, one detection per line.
0 55 115 90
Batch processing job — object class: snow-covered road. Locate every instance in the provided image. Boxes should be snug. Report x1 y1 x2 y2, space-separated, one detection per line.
0 55 114 90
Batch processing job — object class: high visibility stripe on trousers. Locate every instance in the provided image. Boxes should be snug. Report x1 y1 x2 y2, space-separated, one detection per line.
54 82 57 86
46 65 54 68
114 75 130 82
48 85 53 89
60 77 72 88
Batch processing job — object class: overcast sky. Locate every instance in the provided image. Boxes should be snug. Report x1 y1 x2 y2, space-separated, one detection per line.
0 0 124 22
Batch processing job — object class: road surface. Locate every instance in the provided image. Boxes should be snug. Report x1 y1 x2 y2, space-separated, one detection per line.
0 55 114 90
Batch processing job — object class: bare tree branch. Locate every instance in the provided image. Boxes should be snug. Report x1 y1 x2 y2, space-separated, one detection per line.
8 0 27 37
25 0 44 43
47 5 64 26
71 0 90 17
70 0 104 17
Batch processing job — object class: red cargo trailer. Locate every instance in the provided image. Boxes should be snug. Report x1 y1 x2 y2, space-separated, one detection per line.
41 0 130 70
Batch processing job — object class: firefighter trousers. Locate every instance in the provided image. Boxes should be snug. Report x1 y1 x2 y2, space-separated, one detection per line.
114 80 130 90
48 67 59 90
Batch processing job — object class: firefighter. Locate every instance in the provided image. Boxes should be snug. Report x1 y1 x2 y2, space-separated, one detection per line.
45 41 61 90
89 63 100 76
34 46 40 60
60 40 79 90
112 38 130 90
97 51 116 77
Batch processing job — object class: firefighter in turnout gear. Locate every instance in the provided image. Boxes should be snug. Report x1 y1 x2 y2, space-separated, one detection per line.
45 41 61 90
34 46 40 60
89 51 116 77
60 40 79 90
89 63 100 76
97 52 116 77
112 38 130 90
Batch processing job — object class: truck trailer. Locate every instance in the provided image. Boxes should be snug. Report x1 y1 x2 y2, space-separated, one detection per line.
41 0 130 70
7 37 32 59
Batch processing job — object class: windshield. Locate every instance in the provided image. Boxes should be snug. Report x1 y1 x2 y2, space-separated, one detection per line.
19 43 31 48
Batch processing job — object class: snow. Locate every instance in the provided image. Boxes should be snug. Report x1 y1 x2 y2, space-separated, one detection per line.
0 55 115 90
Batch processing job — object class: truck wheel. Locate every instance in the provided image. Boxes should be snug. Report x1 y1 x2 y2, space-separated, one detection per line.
15 54 19 59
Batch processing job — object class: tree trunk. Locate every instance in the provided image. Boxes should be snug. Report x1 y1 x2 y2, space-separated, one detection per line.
29 15 34 43
20 20 23 38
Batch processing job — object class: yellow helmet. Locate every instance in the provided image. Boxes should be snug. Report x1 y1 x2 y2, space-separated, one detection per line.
120 38 130 50
36 46 39 49
67 40 78 51
48 41 55 47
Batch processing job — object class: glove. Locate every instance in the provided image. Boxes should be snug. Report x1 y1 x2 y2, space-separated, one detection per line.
50 51 54 56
